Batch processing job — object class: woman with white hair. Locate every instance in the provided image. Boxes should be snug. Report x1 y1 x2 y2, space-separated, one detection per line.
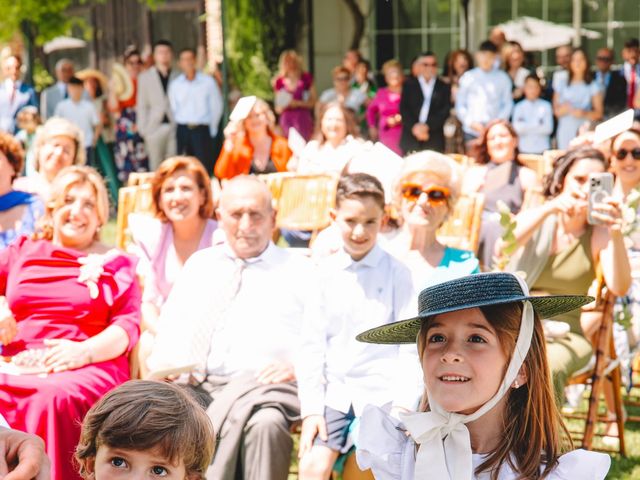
13 116 85 202
386 150 479 289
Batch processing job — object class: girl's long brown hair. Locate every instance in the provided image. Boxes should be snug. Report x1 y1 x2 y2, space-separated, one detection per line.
417 303 571 479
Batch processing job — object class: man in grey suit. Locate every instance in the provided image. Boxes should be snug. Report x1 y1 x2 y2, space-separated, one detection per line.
40 59 75 121
137 39 178 170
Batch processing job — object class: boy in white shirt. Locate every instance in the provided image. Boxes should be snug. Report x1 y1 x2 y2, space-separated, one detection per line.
512 74 553 154
54 76 100 165
296 173 419 480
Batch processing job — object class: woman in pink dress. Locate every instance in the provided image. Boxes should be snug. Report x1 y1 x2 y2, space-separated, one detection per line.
127 156 217 377
0 165 141 480
273 50 316 140
366 60 405 155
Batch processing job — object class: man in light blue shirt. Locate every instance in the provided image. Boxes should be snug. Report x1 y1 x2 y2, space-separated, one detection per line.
455 40 513 143
169 47 223 173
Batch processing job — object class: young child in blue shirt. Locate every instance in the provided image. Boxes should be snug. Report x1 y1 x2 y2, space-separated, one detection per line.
512 75 554 154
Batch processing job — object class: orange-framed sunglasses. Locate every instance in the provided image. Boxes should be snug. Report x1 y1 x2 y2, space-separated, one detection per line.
400 183 450 205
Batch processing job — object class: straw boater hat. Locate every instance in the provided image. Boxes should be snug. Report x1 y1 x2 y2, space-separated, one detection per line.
357 271 592 344
110 63 134 101
356 272 592 480
75 68 109 92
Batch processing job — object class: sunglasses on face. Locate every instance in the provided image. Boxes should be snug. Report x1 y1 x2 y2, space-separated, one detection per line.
401 184 450 204
335 76 350 81
596 56 613 62
615 148 640 160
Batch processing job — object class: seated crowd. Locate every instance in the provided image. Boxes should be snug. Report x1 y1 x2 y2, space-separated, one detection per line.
2 33 640 480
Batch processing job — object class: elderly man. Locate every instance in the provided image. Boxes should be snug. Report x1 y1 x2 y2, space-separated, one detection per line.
148 175 317 480
0 54 37 133
40 58 85 121
594 47 627 119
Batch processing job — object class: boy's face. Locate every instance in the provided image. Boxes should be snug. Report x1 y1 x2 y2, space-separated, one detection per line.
331 196 384 262
68 84 84 101
475 50 495 71
91 445 194 479
523 79 541 100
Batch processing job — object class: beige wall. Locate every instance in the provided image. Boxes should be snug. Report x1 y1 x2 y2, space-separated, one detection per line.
312 0 371 92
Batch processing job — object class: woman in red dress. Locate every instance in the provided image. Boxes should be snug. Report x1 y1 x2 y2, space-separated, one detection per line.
0 165 141 480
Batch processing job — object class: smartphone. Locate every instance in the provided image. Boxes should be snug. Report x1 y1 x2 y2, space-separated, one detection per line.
587 172 614 225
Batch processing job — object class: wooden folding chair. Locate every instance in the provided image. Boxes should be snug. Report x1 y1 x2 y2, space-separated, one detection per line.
564 274 626 456
115 183 154 250
518 153 553 183
447 153 473 169
274 174 338 244
127 171 156 187
436 192 485 254
257 171 296 208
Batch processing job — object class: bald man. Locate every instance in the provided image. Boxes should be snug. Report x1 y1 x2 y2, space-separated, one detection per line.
595 47 627 118
148 176 319 480
40 59 76 121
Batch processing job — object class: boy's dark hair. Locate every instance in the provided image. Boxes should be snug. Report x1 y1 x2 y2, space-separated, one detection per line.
153 39 173 51
478 40 498 53
68 76 83 86
420 50 436 59
624 38 640 49
524 74 541 85
76 380 215 480
179 47 197 58
336 173 385 210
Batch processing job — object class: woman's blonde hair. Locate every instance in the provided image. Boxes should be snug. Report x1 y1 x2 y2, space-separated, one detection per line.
381 59 403 77
36 165 109 241
238 98 277 136
151 155 215 221
392 150 462 213
277 49 303 78
417 303 570 479
33 117 86 171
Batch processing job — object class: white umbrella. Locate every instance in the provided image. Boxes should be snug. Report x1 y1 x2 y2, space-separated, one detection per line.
43 36 87 54
499 16 601 51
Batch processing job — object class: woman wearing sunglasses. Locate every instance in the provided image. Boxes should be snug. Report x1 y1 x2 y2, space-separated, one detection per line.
500 146 630 408
386 150 479 289
462 119 540 268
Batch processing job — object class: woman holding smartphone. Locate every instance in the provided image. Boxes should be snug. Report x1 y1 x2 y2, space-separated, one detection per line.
498 146 630 404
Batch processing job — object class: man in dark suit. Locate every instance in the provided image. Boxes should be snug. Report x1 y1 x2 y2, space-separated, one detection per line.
595 47 627 119
400 51 451 154
0 54 38 133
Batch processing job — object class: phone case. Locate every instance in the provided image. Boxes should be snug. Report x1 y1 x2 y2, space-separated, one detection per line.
587 172 614 225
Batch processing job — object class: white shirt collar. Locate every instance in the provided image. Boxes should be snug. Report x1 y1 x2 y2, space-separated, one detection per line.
417 75 436 90
221 240 277 266
333 243 385 270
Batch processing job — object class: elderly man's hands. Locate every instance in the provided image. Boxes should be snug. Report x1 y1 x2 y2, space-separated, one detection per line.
0 428 50 480
255 361 295 384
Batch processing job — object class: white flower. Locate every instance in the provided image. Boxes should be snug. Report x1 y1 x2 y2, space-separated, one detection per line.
77 250 118 299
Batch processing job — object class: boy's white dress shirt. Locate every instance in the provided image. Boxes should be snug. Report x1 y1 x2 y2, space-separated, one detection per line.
296 244 421 418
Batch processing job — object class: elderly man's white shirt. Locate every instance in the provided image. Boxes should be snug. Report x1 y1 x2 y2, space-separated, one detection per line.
296 245 422 418
147 241 317 376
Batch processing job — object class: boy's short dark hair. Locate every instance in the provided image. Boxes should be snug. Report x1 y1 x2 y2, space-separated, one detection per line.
153 39 173 51
336 173 385 211
478 40 498 53
76 380 215 480
68 76 83 86
624 38 640 49
524 74 541 85
179 47 197 58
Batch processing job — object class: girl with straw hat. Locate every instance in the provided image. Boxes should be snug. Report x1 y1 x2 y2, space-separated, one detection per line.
355 272 610 479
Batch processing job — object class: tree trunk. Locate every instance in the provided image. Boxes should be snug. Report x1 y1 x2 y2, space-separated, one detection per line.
342 0 365 51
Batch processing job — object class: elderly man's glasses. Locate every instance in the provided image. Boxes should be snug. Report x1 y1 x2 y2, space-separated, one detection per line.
615 148 640 160
401 184 450 204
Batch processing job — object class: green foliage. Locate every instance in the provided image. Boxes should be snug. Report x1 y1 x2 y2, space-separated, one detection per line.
492 200 519 271
0 0 162 45
224 0 302 100
32 58 54 92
